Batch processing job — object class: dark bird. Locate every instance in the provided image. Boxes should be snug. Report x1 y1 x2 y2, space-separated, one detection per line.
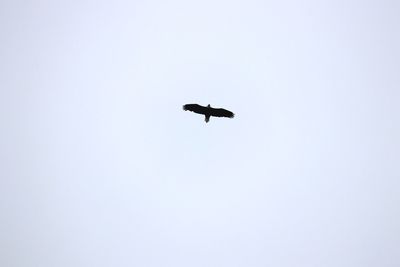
183 103 235 123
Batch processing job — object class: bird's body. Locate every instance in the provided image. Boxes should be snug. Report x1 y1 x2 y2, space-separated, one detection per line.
183 104 234 123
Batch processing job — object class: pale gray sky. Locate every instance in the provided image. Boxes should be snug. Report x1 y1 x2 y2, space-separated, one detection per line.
1 0 400 266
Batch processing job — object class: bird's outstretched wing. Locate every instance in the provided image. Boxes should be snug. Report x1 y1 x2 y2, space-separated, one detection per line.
183 104 207 115
210 108 235 118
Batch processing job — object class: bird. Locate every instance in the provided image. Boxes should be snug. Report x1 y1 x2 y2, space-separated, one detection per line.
183 103 235 123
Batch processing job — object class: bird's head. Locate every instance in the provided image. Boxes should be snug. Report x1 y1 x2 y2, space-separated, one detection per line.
207 104 211 108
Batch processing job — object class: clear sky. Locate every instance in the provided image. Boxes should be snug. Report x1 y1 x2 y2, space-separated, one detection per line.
1 0 399 266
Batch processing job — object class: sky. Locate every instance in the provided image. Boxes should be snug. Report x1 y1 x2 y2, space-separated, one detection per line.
1 0 400 266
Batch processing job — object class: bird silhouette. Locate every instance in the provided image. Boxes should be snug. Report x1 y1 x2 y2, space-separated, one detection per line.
183 104 234 123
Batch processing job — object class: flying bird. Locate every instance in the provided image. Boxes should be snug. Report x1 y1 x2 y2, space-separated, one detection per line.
183 104 235 123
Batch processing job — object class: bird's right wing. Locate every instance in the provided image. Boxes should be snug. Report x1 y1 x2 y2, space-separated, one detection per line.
182 104 207 115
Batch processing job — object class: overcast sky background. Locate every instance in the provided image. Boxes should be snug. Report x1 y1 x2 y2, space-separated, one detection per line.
1 0 400 266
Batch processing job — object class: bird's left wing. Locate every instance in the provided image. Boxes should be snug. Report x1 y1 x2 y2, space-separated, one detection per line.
211 108 235 118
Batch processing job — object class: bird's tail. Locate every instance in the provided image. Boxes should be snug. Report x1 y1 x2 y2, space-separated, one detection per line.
205 115 210 123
